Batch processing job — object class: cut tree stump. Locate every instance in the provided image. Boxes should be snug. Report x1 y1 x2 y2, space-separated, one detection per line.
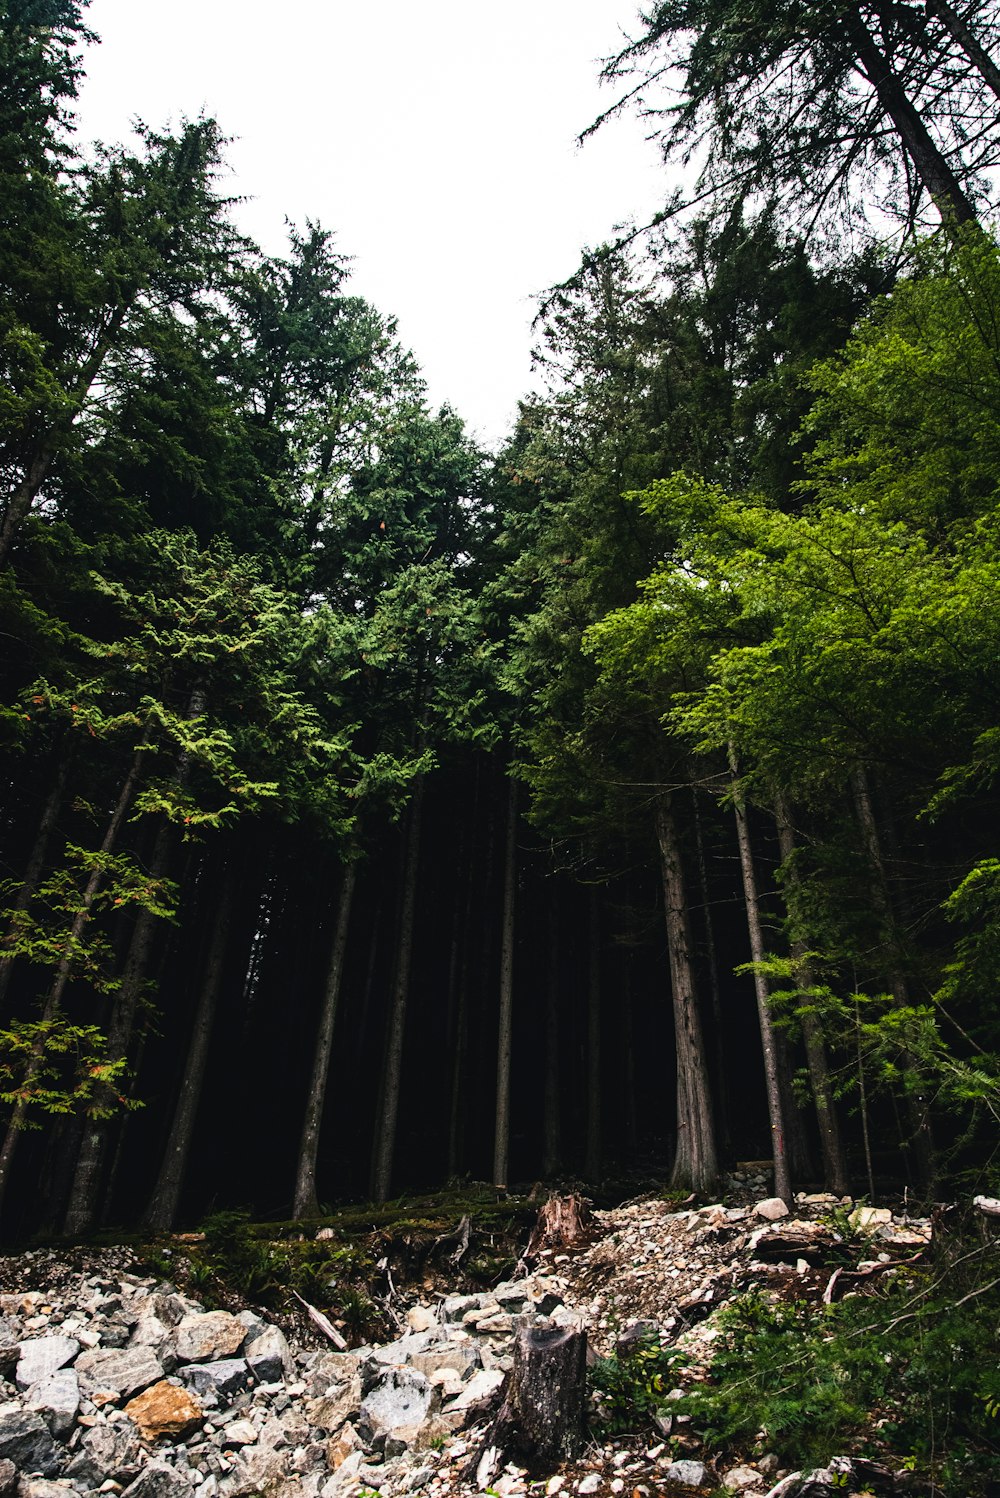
469 1321 587 1482
522 1192 593 1267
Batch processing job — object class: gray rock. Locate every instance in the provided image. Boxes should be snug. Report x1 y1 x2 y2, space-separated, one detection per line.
174 1313 244 1364
72 1421 141 1483
75 1346 163 1403
178 1359 252 1400
241 1325 292 1384
0 1410 60 1477
15 1481 77 1498
0 1460 12 1498
358 1366 437 1439
304 1377 361 1435
14 1339 79 1393
665 1459 708 1487
24 1369 79 1438
439 1294 483 1323
120 1462 192 1498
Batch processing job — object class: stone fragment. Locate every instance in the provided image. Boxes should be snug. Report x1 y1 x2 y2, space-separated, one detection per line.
221 1419 257 1446
850 1206 892 1230
124 1379 203 1442
665 1459 708 1486
241 1324 292 1383
0 1459 12 1498
0 1409 60 1476
304 1376 361 1435
178 1358 252 1400
325 1421 360 1470
358 1365 437 1438
120 1461 192 1498
75 1346 163 1403
174 1312 245 1364
753 1198 790 1222
15 1481 77 1498
405 1306 437 1333
14 1338 79 1392
724 1466 764 1490
445 1366 504 1410
577 1476 602 1495
24 1369 79 1438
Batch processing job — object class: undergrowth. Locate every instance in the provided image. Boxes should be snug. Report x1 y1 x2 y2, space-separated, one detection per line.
677 1242 1000 1497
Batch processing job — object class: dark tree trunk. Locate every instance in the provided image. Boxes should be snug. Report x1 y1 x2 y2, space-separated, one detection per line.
542 888 562 1177
729 747 791 1205
585 888 601 1184
493 777 518 1190
851 767 935 1189
0 734 148 1223
774 794 850 1196
0 747 72 1011
847 11 979 224
655 792 718 1193
370 776 424 1204
692 788 730 1153
293 859 358 1218
143 867 237 1232
925 0 1000 101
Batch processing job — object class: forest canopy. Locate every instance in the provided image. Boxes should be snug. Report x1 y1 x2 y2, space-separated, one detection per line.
1 0 1000 1268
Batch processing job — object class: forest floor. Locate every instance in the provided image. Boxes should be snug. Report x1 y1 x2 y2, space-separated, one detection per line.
2 1171 997 1498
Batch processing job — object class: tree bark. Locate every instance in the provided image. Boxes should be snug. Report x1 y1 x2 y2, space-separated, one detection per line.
370 776 425 1204
0 734 148 1223
847 10 979 225
729 747 791 1205
0 747 72 1011
774 794 850 1196
655 792 718 1194
851 767 935 1189
143 867 236 1232
584 887 601 1184
293 859 358 1218
542 888 562 1177
692 788 730 1153
471 1323 587 1482
924 0 1000 102
493 777 518 1190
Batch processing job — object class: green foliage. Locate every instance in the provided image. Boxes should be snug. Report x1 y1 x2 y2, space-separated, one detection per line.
589 1332 684 1436
0 1016 134 1121
681 1266 1000 1496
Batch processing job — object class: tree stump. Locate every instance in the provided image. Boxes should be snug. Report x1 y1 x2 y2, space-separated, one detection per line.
470 1322 588 1482
523 1192 593 1265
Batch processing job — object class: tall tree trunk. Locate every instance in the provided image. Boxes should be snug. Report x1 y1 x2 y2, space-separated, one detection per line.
655 793 718 1193
0 747 72 1010
585 888 601 1184
692 788 730 1153
143 868 236 1232
493 778 518 1190
774 794 850 1195
620 958 638 1157
293 860 358 1218
0 735 147 1223
729 748 791 1204
924 0 1000 101
447 771 480 1179
542 888 562 1177
851 767 934 1189
370 777 425 1204
847 11 979 224
64 687 207 1236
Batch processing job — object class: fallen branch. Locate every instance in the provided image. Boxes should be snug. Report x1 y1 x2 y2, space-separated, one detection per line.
291 1289 348 1350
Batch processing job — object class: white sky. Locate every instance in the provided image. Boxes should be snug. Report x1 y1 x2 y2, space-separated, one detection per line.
74 0 667 449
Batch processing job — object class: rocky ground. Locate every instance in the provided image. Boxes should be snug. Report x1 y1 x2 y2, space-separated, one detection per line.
0 1174 939 1498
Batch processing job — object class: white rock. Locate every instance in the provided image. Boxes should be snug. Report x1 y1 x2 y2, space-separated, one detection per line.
665 1458 707 1486
577 1476 602 1495
16 1337 80 1391
724 1465 764 1490
753 1198 789 1222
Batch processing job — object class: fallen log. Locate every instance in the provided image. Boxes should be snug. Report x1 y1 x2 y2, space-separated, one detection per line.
468 1321 587 1482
